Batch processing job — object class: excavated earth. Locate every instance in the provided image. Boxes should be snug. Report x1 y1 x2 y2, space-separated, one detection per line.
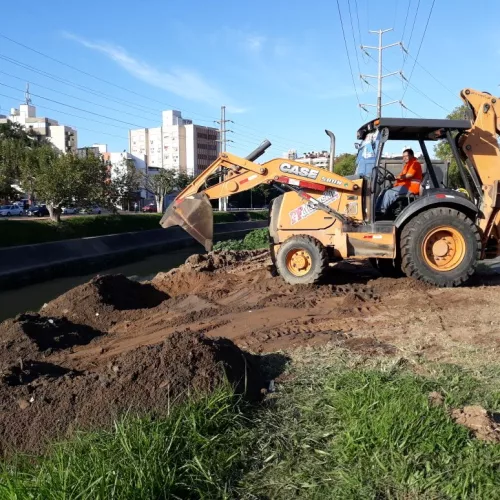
1 249 500 454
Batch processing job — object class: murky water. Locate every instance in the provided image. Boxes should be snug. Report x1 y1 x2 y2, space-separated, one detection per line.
0 248 198 322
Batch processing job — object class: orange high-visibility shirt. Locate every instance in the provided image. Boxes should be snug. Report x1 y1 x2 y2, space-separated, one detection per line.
394 158 423 194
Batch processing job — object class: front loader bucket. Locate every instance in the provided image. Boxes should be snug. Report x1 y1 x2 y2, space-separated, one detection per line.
160 193 214 251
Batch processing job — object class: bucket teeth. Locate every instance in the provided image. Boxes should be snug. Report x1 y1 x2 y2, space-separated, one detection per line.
160 193 214 251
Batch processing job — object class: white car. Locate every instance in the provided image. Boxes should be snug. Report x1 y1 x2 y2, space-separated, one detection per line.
80 205 102 215
0 205 23 216
62 206 78 214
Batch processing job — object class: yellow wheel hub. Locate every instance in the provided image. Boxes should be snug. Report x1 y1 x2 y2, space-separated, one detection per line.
422 226 466 271
286 248 313 276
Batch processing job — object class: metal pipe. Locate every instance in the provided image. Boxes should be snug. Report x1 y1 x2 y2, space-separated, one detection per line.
325 130 336 172
245 139 272 162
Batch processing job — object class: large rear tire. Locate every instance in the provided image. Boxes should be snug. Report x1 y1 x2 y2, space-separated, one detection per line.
276 235 328 285
400 207 480 287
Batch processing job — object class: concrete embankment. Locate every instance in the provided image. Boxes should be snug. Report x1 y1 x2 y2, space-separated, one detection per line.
0 221 267 290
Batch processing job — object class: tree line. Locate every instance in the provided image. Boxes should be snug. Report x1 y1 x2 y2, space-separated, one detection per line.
0 122 193 222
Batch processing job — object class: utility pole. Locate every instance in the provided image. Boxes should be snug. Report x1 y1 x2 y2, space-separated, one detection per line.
215 105 233 211
360 29 401 117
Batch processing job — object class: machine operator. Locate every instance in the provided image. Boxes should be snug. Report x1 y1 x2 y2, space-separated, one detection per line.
376 148 423 214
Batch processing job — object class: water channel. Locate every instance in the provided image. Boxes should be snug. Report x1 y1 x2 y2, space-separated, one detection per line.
0 247 198 322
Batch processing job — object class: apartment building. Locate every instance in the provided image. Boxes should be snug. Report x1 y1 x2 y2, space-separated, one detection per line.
0 103 77 153
129 110 219 177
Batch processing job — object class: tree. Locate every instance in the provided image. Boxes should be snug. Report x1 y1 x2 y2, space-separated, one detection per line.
334 153 356 177
176 172 195 190
434 105 469 188
20 146 109 222
142 169 177 212
110 159 141 211
0 122 48 201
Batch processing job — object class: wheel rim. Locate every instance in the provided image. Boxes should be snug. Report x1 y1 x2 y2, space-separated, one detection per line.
286 248 312 276
422 226 466 271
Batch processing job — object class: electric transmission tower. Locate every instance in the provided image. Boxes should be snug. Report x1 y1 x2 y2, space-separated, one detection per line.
360 28 402 117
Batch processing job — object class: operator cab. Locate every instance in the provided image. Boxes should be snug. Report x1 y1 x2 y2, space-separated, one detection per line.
354 117 472 222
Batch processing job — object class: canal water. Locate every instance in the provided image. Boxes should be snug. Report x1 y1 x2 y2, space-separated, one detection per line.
0 248 198 322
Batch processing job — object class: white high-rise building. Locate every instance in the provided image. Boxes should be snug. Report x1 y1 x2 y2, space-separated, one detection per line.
0 103 77 153
129 110 219 177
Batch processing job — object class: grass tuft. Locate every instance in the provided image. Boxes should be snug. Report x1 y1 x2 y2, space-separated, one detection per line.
240 363 500 499
0 388 249 500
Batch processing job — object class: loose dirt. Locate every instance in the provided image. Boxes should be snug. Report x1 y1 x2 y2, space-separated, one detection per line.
1 249 500 454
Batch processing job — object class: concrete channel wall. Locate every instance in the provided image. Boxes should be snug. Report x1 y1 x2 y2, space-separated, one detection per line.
0 221 268 290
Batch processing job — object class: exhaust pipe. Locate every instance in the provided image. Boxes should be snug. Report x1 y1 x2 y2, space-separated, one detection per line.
325 130 336 173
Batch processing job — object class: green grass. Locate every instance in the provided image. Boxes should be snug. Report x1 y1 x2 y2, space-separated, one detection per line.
241 360 500 499
2 356 499 499
0 211 268 247
0 388 250 500
213 227 269 251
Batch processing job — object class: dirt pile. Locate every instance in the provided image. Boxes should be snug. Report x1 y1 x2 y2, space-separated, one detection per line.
0 313 103 370
451 405 500 443
42 274 169 329
0 331 265 456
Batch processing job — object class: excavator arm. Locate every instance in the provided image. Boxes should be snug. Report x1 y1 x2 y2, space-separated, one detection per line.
459 89 500 253
160 141 360 250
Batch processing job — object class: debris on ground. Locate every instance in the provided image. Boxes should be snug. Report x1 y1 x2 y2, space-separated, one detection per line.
451 405 500 443
1 249 500 455
0 331 264 456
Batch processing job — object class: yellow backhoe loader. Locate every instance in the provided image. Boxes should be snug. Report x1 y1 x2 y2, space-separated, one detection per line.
161 88 500 287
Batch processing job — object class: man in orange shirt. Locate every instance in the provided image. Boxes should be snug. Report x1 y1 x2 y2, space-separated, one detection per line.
376 148 423 214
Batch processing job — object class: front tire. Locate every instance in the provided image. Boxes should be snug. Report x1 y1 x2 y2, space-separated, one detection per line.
400 207 480 287
276 235 328 285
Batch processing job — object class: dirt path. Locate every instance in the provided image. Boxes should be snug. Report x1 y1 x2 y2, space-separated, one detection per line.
1 249 500 454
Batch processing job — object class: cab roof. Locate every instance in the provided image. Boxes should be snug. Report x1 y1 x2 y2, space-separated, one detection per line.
357 117 471 141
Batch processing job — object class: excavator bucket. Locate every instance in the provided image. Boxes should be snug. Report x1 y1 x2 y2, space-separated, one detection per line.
160 193 214 251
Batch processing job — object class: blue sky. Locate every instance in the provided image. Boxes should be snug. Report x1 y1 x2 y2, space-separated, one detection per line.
0 0 498 161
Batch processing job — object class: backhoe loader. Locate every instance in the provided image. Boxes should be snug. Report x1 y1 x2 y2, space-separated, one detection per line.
161 88 500 287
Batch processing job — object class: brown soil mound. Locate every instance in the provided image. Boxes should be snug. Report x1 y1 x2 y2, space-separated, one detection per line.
451 405 500 443
43 274 169 330
0 313 103 370
0 331 265 456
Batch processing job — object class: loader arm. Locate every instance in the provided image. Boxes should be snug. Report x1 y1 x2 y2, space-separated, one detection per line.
160 151 361 250
459 89 500 254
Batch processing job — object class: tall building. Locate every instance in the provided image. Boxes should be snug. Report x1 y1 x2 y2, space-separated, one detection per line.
129 110 219 177
0 103 77 153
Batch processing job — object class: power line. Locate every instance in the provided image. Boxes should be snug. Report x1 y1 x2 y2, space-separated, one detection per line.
353 0 363 46
405 0 421 52
0 70 156 122
0 34 328 153
0 82 148 128
401 0 436 100
336 0 363 116
232 122 318 150
0 91 128 138
0 32 219 124
401 49 457 98
401 0 412 41
0 53 162 117
399 74 451 113
360 29 401 117
362 80 422 117
347 0 363 89
392 0 399 30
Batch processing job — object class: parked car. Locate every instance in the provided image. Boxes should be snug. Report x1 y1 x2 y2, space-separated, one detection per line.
28 205 49 217
142 203 157 213
62 206 78 214
79 205 102 215
0 205 23 216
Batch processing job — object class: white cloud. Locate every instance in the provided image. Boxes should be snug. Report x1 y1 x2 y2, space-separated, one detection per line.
245 35 266 53
63 32 245 112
